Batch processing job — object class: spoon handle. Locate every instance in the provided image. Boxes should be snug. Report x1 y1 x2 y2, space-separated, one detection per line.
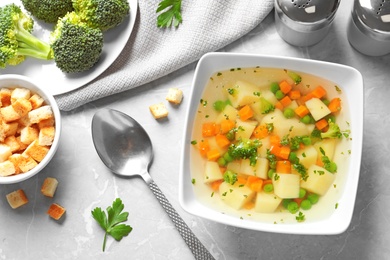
148 180 215 260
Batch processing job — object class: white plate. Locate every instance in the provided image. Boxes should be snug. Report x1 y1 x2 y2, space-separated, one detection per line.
179 52 364 235
1 0 138 96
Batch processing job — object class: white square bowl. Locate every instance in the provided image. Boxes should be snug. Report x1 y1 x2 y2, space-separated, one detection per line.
179 52 363 235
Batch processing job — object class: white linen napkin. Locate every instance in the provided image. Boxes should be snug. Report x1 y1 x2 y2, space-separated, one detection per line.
56 0 274 111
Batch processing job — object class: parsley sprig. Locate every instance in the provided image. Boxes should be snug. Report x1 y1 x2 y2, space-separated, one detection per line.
156 0 183 28
92 198 133 252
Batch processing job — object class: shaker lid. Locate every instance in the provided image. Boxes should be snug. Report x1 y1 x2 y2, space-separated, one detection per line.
276 0 340 23
354 0 390 32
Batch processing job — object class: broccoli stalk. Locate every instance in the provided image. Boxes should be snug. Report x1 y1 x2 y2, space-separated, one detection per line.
320 120 342 139
0 4 52 68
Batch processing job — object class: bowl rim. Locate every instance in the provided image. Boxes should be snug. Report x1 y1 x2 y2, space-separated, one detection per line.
0 74 61 184
179 52 364 235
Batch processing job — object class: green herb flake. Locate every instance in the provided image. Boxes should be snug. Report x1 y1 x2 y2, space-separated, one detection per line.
156 0 183 28
217 72 222 76
91 198 133 252
335 85 342 94
190 140 197 145
191 178 196 184
296 211 305 222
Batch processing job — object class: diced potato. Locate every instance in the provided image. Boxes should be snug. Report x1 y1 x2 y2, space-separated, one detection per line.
272 173 300 198
295 146 317 170
203 161 223 183
300 165 335 195
227 81 260 107
305 98 331 121
235 119 257 140
261 110 309 138
226 161 241 174
216 104 238 123
257 136 270 158
240 159 255 176
254 192 282 213
254 157 269 179
314 138 336 161
260 90 278 105
219 182 255 210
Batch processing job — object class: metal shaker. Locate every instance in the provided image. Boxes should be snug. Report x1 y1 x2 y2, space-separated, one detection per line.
347 0 390 56
274 0 341 47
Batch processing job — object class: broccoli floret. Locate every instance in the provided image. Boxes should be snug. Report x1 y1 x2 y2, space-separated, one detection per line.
260 97 275 114
228 139 261 166
73 0 130 31
21 0 74 24
223 170 238 185
320 121 342 139
50 12 103 73
0 4 52 68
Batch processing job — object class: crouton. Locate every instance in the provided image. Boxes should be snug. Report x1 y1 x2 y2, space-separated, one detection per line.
38 126 55 146
6 189 28 209
23 140 49 162
166 88 183 105
47 203 66 220
9 154 37 173
4 121 18 137
29 94 44 110
0 144 11 162
0 160 16 176
28 105 53 124
41 177 58 197
149 102 168 119
20 126 39 145
4 136 20 153
38 116 55 129
12 98 32 117
1 105 21 122
11 88 30 103
0 88 11 107
15 136 28 152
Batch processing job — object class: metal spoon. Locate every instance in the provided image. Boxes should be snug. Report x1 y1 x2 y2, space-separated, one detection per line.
91 108 215 260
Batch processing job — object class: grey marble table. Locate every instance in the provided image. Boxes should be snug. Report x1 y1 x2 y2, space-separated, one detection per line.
1 1 389 259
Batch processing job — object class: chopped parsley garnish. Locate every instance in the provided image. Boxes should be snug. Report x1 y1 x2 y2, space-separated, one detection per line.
156 0 183 28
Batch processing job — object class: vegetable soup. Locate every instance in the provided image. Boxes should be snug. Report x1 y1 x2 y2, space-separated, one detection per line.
190 67 352 224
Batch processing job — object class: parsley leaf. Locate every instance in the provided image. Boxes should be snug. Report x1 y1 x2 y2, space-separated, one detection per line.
156 0 183 28
92 198 133 252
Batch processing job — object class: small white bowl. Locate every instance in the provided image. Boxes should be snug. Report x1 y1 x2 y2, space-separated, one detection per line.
179 52 363 235
0 74 61 184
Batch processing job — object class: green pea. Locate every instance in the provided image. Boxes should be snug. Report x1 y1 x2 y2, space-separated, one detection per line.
300 199 312 210
226 130 235 141
300 115 312 124
267 168 275 179
289 152 299 164
307 193 319 204
287 201 299 214
299 188 307 198
275 90 285 100
302 136 311 146
282 199 292 209
270 82 280 94
217 157 227 167
213 100 226 112
283 108 295 118
322 99 330 106
263 183 274 193
223 152 234 163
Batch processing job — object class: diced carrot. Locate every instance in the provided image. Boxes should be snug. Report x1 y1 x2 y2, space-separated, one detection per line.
252 124 269 139
275 101 283 111
294 105 310 118
220 119 235 134
316 157 324 167
238 105 254 121
210 180 223 191
246 176 263 192
300 93 314 103
206 149 220 161
279 80 292 94
288 90 301 100
219 167 227 173
214 124 221 134
279 96 292 107
215 134 230 148
237 175 247 185
270 145 282 157
243 201 255 210
262 179 273 186
311 86 327 99
202 122 217 137
269 135 281 146
279 146 291 160
198 139 210 157
315 118 328 130
328 97 342 113
276 160 291 173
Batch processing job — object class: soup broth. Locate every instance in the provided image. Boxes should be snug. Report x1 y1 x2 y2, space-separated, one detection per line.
190 67 352 224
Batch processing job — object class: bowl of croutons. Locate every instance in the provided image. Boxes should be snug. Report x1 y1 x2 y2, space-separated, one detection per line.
0 74 61 184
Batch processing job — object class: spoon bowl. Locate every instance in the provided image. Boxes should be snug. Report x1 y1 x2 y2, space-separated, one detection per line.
91 109 214 259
